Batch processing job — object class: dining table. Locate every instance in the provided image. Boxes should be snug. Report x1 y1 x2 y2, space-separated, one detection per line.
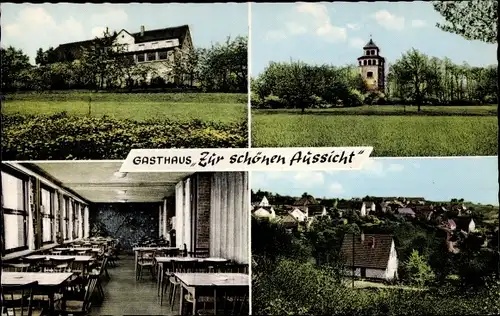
174 272 249 315
1 272 73 313
155 256 229 291
133 247 179 276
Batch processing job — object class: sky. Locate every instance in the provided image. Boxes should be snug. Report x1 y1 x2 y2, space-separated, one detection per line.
252 157 499 205
250 2 497 76
1 3 248 64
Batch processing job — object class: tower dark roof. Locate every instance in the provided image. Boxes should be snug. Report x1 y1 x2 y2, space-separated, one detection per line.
363 39 379 49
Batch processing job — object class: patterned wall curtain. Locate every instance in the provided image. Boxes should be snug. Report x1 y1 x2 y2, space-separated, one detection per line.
175 181 184 248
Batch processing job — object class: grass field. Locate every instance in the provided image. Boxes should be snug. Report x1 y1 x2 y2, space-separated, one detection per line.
252 106 498 157
2 92 247 124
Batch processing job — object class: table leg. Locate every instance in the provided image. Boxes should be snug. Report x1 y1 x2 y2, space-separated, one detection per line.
48 292 55 313
191 288 197 316
179 285 184 316
134 251 138 279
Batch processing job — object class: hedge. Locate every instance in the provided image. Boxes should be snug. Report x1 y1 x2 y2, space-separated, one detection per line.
1 113 248 160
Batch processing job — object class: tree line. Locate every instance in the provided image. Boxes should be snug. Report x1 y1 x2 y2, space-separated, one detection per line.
1 31 247 94
251 0 498 112
251 50 497 111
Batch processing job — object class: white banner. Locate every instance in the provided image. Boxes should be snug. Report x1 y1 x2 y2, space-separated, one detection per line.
119 147 373 172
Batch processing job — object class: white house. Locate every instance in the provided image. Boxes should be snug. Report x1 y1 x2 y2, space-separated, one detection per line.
259 196 271 207
340 233 398 281
360 201 376 217
52 24 194 84
253 207 275 220
289 207 307 222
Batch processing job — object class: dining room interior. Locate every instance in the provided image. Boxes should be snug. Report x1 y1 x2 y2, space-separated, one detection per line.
1 161 250 315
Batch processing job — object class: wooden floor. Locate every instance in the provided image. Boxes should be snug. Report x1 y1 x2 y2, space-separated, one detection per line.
91 255 179 315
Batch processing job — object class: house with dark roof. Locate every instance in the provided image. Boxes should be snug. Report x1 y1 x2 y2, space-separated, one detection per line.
280 214 299 232
340 233 398 281
397 207 416 217
52 24 193 84
454 217 476 233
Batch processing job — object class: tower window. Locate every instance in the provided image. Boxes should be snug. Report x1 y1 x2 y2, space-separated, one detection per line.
373 59 377 65
359 61 362 66
368 60 372 66
371 50 375 55
363 60 367 66
366 50 371 56
367 71 373 78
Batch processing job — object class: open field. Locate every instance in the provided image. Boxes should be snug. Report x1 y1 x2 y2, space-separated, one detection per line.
254 105 497 116
341 279 424 291
2 92 247 124
252 108 498 157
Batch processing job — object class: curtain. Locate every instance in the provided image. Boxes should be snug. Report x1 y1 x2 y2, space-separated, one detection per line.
210 172 248 264
84 206 89 238
175 181 184 248
183 178 191 252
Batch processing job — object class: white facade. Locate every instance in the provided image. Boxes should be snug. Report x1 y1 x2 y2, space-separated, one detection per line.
290 208 307 222
259 196 270 207
115 30 180 53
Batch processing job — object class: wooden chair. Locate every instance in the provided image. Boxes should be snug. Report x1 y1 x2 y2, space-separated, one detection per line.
196 286 249 316
137 250 155 281
168 259 198 310
1 281 44 316
54 274 99 315
49 257 75 273
2 263 31 272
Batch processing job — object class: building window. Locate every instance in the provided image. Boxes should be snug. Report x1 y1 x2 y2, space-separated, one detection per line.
73 202 79 240
63 197 69 240
41 187 54 244
366 50 371 56
147 52 156 61
368 60 372 66
138 44 145 50
137 54 145 63
371 50 375 55
373 60 377 65
159 51 168 60
152 42 158 49
363 60 367 66
367 71 374 78
1 170 28 254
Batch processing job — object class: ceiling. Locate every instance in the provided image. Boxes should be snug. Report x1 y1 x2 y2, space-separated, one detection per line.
24 161 192 203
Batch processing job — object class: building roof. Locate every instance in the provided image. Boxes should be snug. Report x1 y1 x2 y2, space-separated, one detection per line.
281 214 299 228
132 25 189 44
340 234 394 270
293 195 319 206
363 39 379 48
398 208 416 216
53 24 190 61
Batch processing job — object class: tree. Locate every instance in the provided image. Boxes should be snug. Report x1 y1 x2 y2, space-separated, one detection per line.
389 49 438 110
0 46 32 92
404 249 435 287
432 0 498 43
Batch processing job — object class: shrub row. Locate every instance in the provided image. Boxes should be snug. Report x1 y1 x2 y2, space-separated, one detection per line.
3 92 248 104
252 258 500 315
1 113 248 160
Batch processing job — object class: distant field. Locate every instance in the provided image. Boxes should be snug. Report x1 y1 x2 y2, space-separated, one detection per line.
252 108 498 157
342 279 424 291
2 92 247 124
256 105 497 116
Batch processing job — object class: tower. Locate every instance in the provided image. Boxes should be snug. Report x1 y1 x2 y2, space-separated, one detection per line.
357 38 386 92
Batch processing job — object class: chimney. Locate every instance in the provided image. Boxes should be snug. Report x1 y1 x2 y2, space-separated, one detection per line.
106 26 109 34
140 25 145 36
